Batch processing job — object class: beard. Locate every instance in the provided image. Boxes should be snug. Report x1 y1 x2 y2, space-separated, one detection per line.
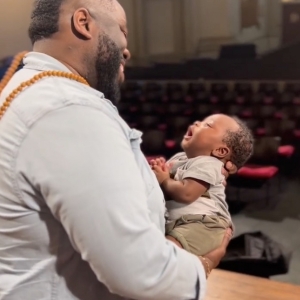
94 33 122 105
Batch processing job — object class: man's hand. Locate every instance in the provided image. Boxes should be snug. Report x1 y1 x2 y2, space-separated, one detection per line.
224 161 237 176
222 161 238 187
201 228 233 271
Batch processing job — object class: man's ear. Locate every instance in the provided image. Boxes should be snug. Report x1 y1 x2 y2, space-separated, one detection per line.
72 8 93 40
212 146 230 159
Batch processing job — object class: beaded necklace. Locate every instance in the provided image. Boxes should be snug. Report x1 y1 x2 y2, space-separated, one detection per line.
0 52 89 120
0 51 28 94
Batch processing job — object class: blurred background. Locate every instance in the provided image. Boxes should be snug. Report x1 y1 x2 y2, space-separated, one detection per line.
1 0 300 288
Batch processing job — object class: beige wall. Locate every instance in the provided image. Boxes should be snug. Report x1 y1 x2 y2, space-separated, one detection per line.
122 0 282 60
144 0 175 56
0 0 282 62
0 0 34 58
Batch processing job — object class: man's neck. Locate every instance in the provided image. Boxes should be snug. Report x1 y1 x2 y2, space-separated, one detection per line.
33 40 83 77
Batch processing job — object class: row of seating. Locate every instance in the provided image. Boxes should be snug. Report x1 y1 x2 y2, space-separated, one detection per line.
122 81 300 94
120 102 300 119
119 81 300 146
122 92 300 106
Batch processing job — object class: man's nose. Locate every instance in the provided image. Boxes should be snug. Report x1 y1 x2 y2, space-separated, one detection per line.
123 48 131 61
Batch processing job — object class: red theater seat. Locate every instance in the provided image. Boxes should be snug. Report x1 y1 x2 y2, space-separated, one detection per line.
229 137 281 207
238 164 278 180
278 145 295 158
165 140 176 149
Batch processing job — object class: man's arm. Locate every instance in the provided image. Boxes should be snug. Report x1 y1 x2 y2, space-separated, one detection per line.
16 105 206 300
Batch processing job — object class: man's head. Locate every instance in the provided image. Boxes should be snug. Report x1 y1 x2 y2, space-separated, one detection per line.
181 114 254 168
28 0 130 104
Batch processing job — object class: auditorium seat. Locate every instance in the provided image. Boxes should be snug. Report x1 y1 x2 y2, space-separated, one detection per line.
278 120 296 144
194 91 210 103
239 106 255 119
167 116 190 131
259 82 278 94
229 137 280 207
144 82 163 92
187 82 206 94
278 145 295 158
284 82 300 95
228 105 243 116
122 90 141 103
196 104 212 119
279 92 293 105
289 105 300 119
169 91 185 103
258 105 277 119
211 83 229 96
122 81 142 92
141 130 166 156
292 96 300 105
167 82 184 93
139 116 160 130
167 103 185 115
143 90 164 103
223 91 236 104
244 118 259 132
140 103 156 115
234 82 253 96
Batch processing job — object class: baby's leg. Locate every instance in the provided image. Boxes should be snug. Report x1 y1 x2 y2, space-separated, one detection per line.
166 215 229 256
166 235 183 248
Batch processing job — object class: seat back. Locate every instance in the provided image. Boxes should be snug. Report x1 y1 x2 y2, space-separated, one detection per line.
141 130 166 155
249 137 281 165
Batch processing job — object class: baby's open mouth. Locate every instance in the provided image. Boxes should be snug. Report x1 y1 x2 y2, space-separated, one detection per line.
184 126 193 140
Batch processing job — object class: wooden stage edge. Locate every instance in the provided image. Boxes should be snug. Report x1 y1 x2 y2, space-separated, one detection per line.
206 269 300 300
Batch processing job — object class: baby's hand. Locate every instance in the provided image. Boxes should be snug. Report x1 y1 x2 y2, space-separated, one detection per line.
152 163 170 185
149 157 166 168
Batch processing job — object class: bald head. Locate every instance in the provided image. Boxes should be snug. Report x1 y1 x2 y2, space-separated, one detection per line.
28 0 119 44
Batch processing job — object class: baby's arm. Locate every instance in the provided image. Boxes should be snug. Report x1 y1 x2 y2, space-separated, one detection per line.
152 162 209 204
162 177 209 204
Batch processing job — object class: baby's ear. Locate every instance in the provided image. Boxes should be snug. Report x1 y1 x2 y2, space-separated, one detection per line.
212 146 230 159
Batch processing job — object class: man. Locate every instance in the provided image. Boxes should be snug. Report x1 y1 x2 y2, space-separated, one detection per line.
0 1 233 299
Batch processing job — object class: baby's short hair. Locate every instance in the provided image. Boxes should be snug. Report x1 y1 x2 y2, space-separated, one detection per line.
222 117 254 169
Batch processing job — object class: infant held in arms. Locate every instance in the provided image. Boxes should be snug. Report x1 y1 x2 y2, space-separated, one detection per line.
150 114 254 256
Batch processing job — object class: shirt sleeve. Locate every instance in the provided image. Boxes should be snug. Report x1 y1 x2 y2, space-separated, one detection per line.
182 156 224 186
167 152 187 176
16 105 207 300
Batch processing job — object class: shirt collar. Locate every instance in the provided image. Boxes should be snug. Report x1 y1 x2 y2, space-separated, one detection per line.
23 52 71 73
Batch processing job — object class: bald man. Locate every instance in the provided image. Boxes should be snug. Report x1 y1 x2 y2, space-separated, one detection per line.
0 1 232 299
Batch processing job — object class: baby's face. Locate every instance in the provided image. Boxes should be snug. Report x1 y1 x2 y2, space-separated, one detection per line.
181 114 239 158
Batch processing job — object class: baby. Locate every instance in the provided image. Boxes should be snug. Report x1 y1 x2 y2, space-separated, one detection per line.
150 114 254 256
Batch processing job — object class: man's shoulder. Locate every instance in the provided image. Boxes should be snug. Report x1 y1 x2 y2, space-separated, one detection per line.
4 69 115 128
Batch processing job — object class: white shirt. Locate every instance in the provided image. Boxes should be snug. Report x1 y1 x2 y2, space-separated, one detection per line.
0 52 206 300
